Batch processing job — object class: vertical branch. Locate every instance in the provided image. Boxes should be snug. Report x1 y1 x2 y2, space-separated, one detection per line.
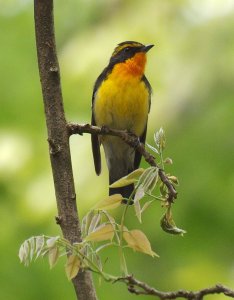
34 1 97 299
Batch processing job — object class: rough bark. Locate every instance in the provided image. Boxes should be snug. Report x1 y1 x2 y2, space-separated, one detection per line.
34 1 97 299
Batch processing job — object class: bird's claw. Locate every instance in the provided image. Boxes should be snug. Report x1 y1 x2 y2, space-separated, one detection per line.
100 125 110 134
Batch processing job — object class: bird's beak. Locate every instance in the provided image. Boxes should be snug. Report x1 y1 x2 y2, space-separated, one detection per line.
142 44 154 52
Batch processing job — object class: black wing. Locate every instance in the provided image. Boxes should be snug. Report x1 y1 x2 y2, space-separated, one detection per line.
91 65 113 175
134 75 152 169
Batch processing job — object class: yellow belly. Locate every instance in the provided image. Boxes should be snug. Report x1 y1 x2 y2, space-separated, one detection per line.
94 75 149 136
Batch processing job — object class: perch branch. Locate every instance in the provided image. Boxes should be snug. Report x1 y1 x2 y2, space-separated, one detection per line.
68 123 177 203
115 275 234 299
34 1 97 299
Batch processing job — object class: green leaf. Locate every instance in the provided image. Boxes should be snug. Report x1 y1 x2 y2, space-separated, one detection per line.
65 255 80 280
160 207 186 236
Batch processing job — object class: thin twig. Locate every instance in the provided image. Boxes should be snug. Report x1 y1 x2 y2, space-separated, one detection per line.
115 275 234 299
68 123 177 203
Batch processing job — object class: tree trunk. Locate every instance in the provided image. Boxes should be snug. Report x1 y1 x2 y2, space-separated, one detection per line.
34 1 97 299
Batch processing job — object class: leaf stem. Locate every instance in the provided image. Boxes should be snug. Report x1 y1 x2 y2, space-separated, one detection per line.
119 190 135 276
145 192 166 202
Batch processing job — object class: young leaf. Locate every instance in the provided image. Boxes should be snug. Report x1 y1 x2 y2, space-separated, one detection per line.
82 210 94 237
154 127 166 150
146 143 159 154
109 168 144 188
94 252 103 272
81 214 88 237
164 157 173 165
29 237 35 261
65 254 80 280
141 200 154 214
109 178 136 188
19 241 30 266
88 213 101 235
138 167 156 194
24 241 29 261
85 223 115 242
94 194 123 210
46 236 59 248
18 244 24 263
134 185 145 202
101 211 116 226
125 168 145 180
133 186 145 223
35 236 45 259
123 229 159 257
19 242 28 264
48 246 59 269
168 175 179 185
95 242 114 253
160 207 186 236
134 198 142 223
41 249 50 257
144 168 159 192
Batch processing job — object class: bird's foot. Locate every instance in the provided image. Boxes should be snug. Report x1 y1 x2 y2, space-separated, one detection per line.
100 125 110 134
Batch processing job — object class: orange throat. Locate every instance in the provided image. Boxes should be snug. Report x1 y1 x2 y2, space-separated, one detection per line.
113 52 147 78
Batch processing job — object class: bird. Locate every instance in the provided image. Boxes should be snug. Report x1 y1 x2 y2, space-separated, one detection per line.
91 41 153 199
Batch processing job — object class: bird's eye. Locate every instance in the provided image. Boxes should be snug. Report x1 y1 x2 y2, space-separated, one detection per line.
124 47 130 52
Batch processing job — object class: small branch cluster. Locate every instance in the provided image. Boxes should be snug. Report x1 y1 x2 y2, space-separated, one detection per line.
19 235 234 300
68 123 177 203
19 125 185 284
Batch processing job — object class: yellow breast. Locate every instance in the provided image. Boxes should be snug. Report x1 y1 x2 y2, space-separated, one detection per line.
94 61 149 137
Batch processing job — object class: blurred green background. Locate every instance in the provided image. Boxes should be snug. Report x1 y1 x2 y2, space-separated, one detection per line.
0 0 234 299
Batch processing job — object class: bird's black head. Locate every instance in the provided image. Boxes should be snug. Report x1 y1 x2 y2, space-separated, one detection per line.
110 41 154 64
